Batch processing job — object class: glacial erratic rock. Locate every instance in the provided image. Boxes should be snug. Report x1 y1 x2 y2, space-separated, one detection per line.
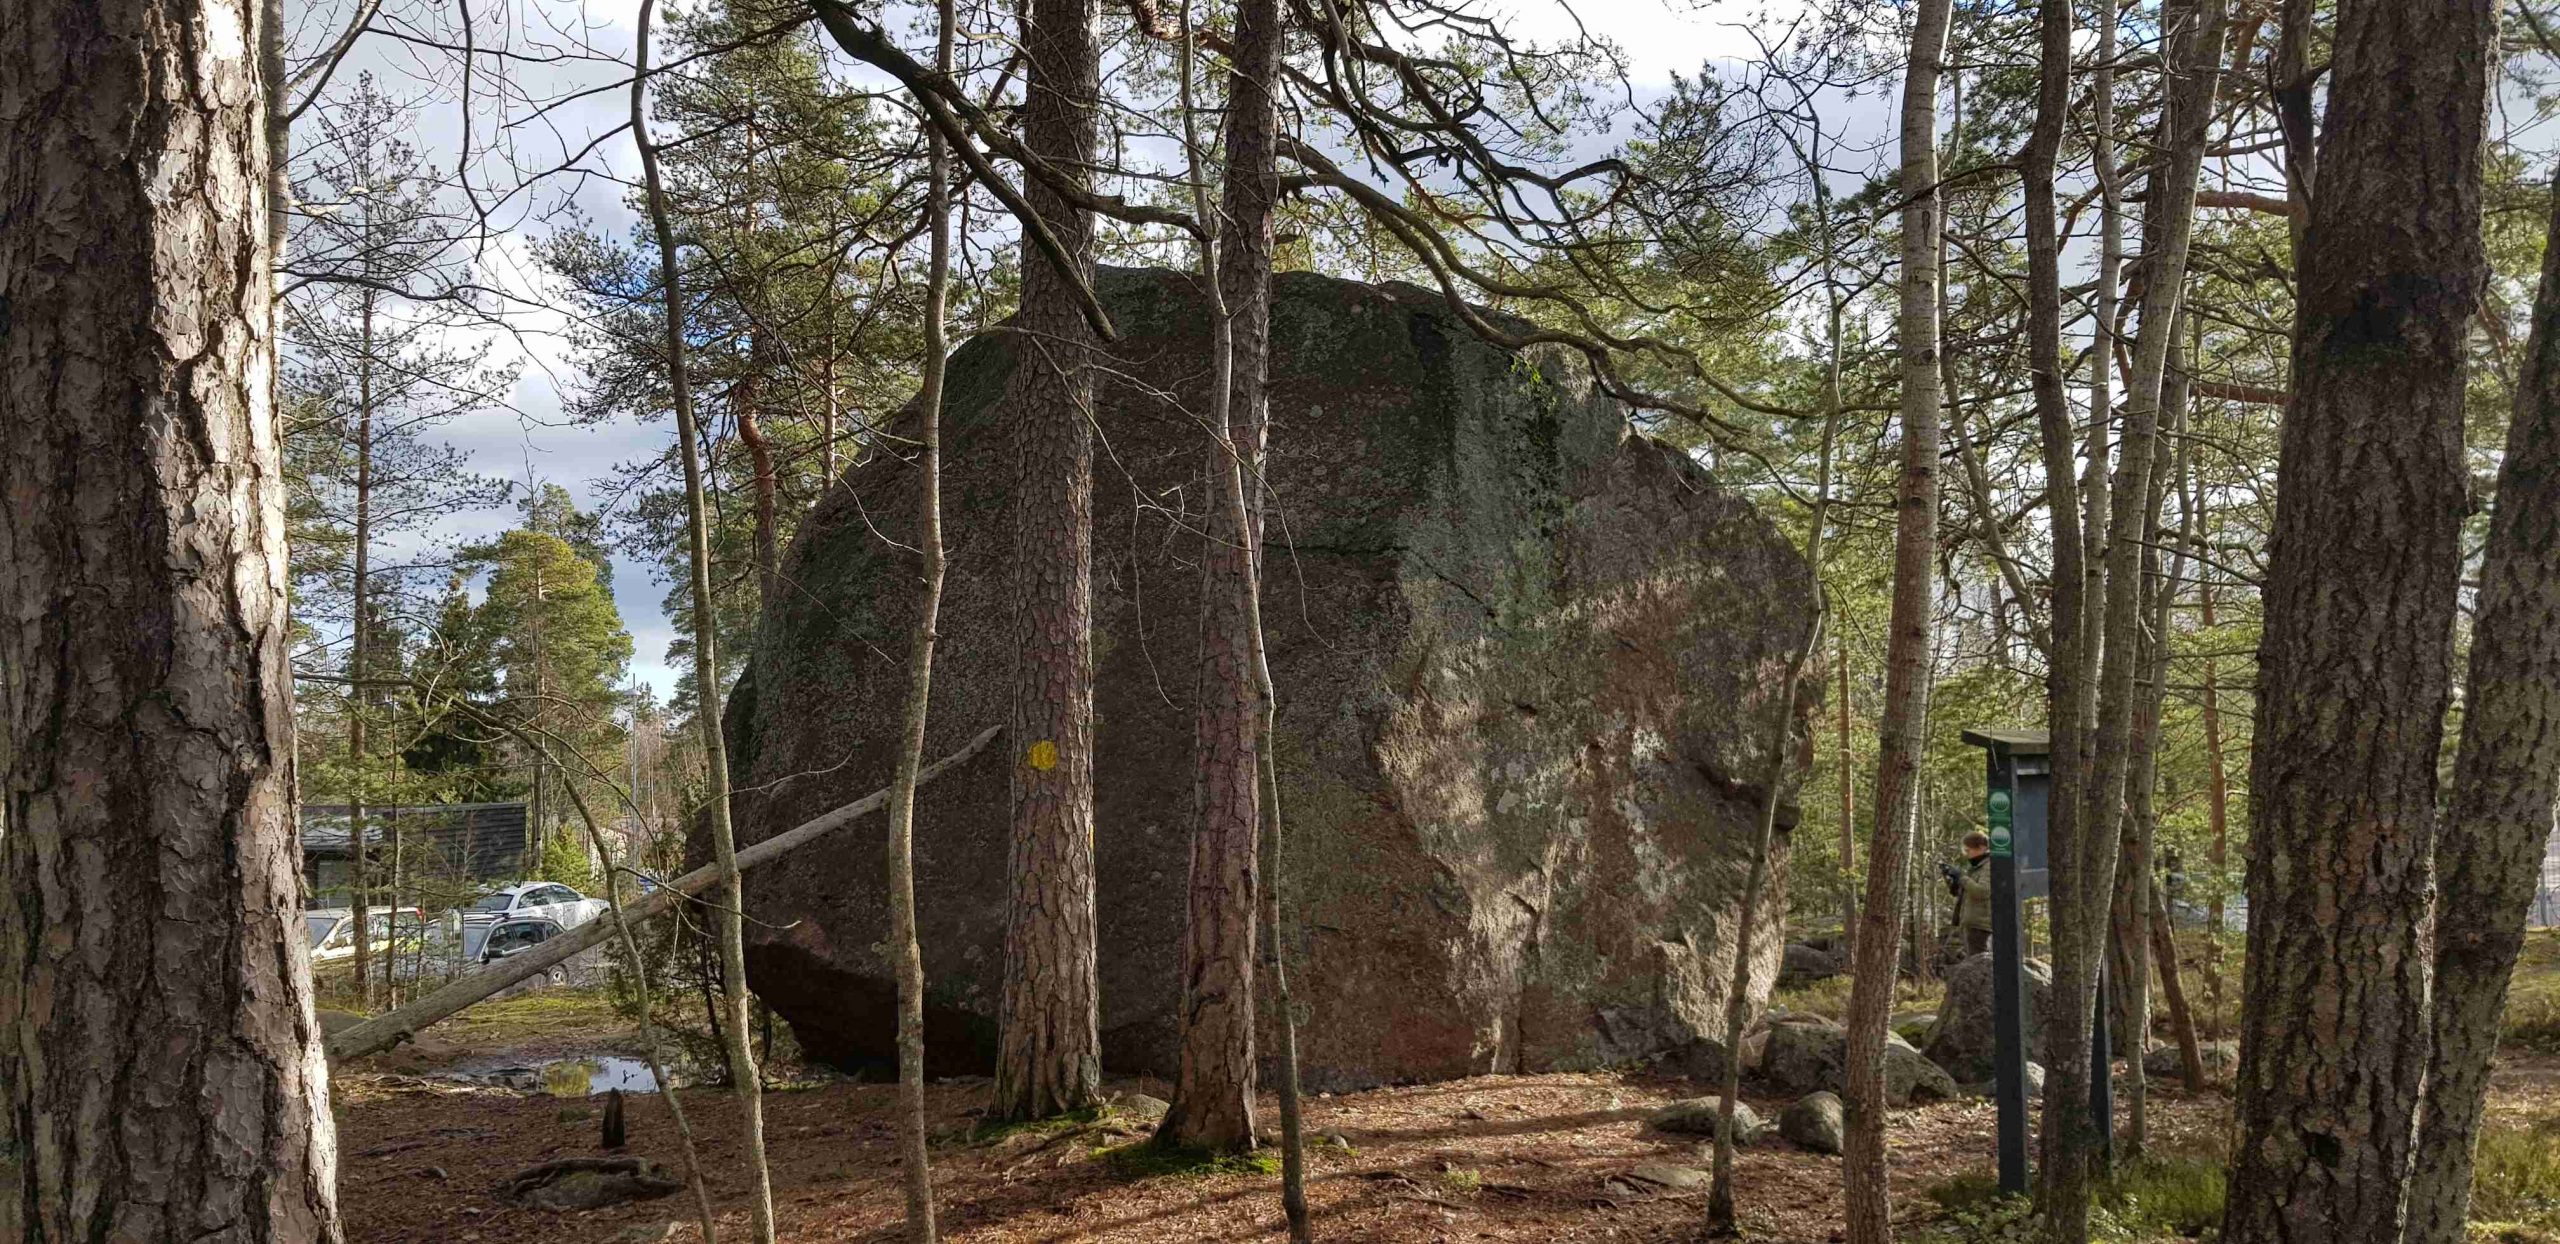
1650 1097 1765 1142
1778 1091 1846 1154
1925 953 2053 1083
721 267 1820 1091
1778 942 1847 989
2145 1040 2238 1082
1758 1016 1957 1107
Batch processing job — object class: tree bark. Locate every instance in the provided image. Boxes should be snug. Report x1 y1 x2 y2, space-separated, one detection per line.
1842 5 1951 1239
2148 881 2206 1092
350 286 376 1005
2223 2 2494 1240
2109 315 2196 1156
882 4 956 1235
2399 170 2560 1244
1162 0 1282 1155
2023 0 2089 1014
1838 630 1857 953
2198 577 2232 1042
2049 5 2223 1229
993 0 1106 1124
633 6 777 1239
0 0 344 1232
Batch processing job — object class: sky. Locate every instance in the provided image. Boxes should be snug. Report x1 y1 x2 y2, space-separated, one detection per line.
302 0 1797 701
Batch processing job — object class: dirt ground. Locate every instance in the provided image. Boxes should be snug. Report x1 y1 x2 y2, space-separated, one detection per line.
329 1000 2311 1244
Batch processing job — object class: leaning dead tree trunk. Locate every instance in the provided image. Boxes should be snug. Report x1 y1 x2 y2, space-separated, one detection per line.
325 725 1002 1061
2148 881 2206 1091
2399 168 2560 1244
882 1 957 1234
1842 4 1951 1240
2222 2 2494 1241
0 0 343 1233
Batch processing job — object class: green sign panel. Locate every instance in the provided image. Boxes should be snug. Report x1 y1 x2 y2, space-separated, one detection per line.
1987 788 2015 858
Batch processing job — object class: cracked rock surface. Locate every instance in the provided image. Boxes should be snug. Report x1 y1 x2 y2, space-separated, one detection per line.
721 266 1819 1090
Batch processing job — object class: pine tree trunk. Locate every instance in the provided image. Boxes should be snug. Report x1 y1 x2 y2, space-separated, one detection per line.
1843 5 1951 1237
2223 3 2495 1240
2399 169 2560 1244
993 0 1105 1123
1837 631 1856 953
2198 579 2232 1042
1163 0 1283 1155
350 291 376 1004
632 6 778 1239
0 0 343 1232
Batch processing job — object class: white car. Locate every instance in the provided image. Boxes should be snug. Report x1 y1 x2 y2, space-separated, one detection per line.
461 882 608 933
304 906 431 966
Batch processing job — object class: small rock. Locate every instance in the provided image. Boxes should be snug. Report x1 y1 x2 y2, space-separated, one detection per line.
415 1166 448 1181
1958 1060 2046 1100
1624 1163 1713 1190
1111 1092 1171 1121
1779 1091 1846 1155
2144 1040 2237 1081
1672 1035 1738 1081
1648 1097 1764 1143
1779 942 1847 988
1320 1129 1354 1151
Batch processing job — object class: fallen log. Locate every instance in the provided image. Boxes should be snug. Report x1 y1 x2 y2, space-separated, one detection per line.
325 724 1002 1062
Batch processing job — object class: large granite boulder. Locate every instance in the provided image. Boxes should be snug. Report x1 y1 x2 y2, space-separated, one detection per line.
1925 952 2053 1083
721 267 1820 1091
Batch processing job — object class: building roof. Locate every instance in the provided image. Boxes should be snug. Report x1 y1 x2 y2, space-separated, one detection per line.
1959 727 2052 756
300 802 529 882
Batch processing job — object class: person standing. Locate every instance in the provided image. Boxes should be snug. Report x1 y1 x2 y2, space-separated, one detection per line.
1943 831 1993 958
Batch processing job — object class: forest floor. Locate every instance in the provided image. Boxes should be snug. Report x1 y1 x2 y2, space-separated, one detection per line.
328 986 2560 1244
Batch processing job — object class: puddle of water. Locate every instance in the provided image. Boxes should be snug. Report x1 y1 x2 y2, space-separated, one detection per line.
441 1056 661 1096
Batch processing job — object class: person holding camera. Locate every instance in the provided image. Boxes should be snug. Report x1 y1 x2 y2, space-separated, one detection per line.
1941 830 1993 958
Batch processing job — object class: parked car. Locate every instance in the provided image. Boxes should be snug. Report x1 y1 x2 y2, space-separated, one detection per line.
474 916 568 964
304 906 430 966
460 882 608 932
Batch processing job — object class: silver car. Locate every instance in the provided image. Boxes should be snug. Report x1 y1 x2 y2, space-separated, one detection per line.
460 882 608 933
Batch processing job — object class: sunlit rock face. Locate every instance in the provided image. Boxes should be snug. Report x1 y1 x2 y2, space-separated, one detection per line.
722 266 1819 1091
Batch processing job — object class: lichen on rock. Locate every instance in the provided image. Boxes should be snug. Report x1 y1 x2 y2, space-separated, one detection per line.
722 266 1820 1091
